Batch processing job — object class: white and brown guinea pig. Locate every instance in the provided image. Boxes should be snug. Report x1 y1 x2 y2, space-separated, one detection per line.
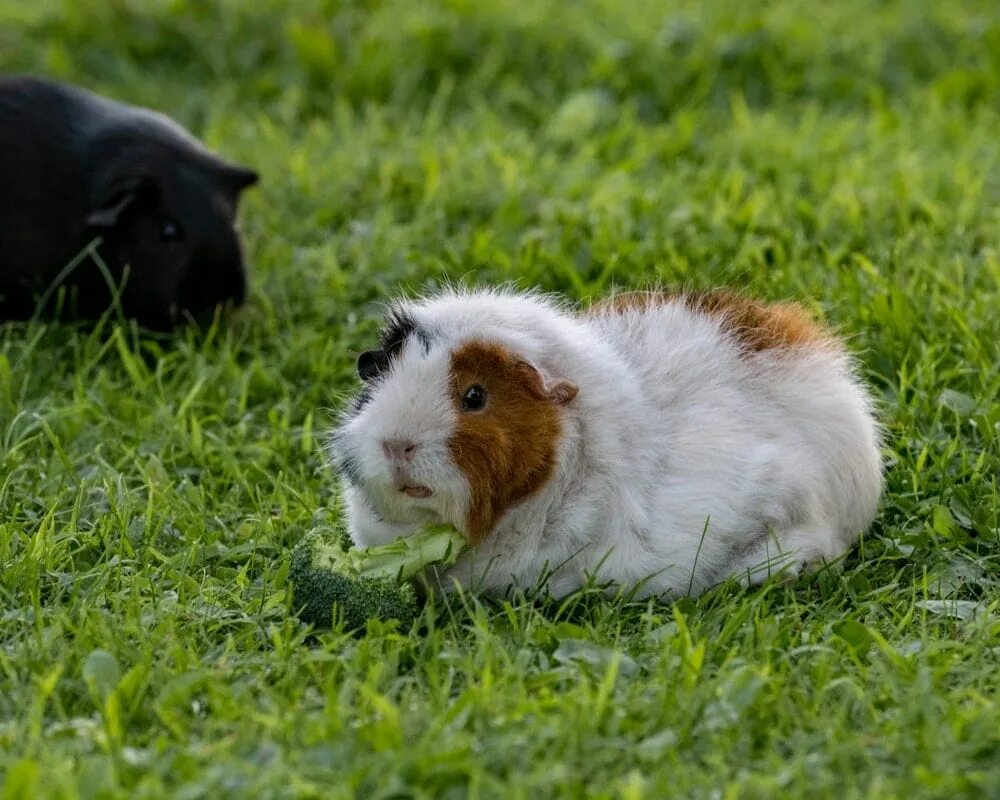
330 287 882 598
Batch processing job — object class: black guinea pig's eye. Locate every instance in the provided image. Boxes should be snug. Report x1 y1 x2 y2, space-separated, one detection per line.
160 219 183 242
462 384 487 411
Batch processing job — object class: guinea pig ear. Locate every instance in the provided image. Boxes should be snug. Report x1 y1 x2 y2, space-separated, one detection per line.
357 349 389 381
512 358 578 406
85 175 149 228
211 159 259 197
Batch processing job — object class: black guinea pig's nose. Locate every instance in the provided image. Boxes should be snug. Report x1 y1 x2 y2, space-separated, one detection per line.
178 255 247 323
226 267 247 307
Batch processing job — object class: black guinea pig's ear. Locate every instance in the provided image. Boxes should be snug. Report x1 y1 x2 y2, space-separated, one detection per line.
227 164 259 192
85 175 150 228
357 349 389 381
209 158 259 198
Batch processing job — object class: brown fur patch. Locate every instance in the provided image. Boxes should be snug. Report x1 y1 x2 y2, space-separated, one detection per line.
448 341 571 542
588 290 830 353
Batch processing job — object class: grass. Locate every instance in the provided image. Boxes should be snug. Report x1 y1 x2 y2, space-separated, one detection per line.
2 0 1000 796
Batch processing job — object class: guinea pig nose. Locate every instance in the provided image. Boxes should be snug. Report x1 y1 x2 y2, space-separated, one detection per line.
382 439 419 461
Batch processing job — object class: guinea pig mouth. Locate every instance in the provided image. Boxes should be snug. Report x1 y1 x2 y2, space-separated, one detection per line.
400 484 432 499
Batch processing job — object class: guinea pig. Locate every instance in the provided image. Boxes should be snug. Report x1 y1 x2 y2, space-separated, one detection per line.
330 287 883 599
0 75 258 330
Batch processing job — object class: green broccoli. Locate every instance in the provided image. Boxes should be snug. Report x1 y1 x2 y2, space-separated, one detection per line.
289 523 468 631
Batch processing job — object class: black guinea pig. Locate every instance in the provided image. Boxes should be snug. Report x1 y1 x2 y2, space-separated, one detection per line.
0 75 259 330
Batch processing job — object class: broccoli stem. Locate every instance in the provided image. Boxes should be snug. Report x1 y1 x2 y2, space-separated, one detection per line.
352 523 468 580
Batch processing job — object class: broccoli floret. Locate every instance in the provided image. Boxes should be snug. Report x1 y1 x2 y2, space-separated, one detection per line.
289 523 467 631
340 576 418 630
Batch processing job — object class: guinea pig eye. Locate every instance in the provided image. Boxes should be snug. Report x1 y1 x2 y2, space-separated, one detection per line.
462 384 487 411
159 219 183 242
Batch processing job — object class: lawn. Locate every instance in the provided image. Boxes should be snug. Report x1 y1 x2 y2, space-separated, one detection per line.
2 0 1000 797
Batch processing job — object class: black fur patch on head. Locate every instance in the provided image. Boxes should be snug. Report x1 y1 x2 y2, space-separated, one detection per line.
379 306 430 359
339 304 432 427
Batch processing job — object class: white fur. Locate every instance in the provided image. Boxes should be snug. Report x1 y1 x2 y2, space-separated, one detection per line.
330 288 883 599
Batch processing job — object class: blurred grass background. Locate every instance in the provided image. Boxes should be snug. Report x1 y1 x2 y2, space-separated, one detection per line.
1 1 1000 798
